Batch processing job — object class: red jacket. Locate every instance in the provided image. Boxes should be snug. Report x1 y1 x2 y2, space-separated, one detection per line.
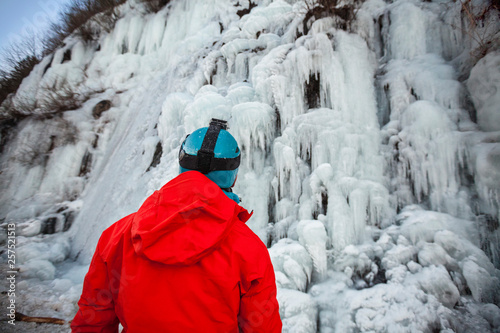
71 171 281 333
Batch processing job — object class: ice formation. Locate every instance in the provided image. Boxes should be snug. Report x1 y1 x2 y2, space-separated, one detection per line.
0 0 499 331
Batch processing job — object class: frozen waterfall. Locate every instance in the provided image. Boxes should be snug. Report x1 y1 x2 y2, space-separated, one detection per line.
0 0 499 331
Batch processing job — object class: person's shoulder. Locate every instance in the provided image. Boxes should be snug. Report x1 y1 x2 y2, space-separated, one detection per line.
101 213 134 237
97 213 135 257
227 221 272 279
230 220 268 253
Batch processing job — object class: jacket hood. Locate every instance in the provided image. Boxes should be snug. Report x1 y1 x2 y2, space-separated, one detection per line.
131 171 252 265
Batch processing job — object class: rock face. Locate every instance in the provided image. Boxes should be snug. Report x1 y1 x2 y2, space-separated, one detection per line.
467 52 500 132
92 100 112 119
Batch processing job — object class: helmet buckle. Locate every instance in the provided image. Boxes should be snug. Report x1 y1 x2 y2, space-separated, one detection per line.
210 118 228 130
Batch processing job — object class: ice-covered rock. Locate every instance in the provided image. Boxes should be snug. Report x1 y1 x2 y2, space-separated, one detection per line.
0 0 499 330
278 288 317 333
467 52 500 132
269 239 313 292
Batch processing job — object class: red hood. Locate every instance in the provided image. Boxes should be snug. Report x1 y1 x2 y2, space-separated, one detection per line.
131 171 252 265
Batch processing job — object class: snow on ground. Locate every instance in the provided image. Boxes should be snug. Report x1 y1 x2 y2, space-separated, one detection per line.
0 0 499 331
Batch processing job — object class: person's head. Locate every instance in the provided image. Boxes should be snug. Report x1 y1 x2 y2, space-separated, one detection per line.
179 119 240 189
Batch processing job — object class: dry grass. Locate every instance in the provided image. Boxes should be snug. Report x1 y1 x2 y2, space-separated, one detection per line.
0 0 126 112
301 0 360 34
43 0 126 52
0 0 173 117
0 32 41 110
39 85 84 114
139 0 170 13
456 0 500 58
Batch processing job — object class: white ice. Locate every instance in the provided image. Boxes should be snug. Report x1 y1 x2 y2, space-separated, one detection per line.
0 0 499 331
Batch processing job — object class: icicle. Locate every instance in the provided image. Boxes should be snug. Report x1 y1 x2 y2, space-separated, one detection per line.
297 220 328 282
387 2 427 60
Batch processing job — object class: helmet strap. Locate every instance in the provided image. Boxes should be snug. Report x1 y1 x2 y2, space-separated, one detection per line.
197 119 227 174
178 118 240 174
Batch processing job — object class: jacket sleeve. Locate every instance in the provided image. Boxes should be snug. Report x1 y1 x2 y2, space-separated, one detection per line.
238 250 282 333
71 240 119 333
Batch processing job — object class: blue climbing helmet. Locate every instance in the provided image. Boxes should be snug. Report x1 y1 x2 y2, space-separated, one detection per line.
179 118 240 189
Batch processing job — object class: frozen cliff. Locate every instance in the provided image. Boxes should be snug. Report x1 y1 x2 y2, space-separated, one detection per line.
0 0 499 331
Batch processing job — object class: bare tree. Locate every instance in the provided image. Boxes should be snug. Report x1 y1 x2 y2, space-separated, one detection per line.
0 29 41 111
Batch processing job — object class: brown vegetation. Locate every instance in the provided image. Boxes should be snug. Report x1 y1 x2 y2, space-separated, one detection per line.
43 0 126 52
0 0 172 118
458 0 500 58
39 84 85 114
302 0 361 35
139 0 171 14
0 32 41 114
0 0 128 116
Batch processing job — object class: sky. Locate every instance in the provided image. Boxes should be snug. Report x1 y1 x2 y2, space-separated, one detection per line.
0 0 71 53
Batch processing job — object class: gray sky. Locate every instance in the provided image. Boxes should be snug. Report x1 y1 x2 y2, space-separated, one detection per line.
0 0 71 52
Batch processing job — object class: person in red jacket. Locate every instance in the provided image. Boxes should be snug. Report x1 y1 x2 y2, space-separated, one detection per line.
71 119 282 332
